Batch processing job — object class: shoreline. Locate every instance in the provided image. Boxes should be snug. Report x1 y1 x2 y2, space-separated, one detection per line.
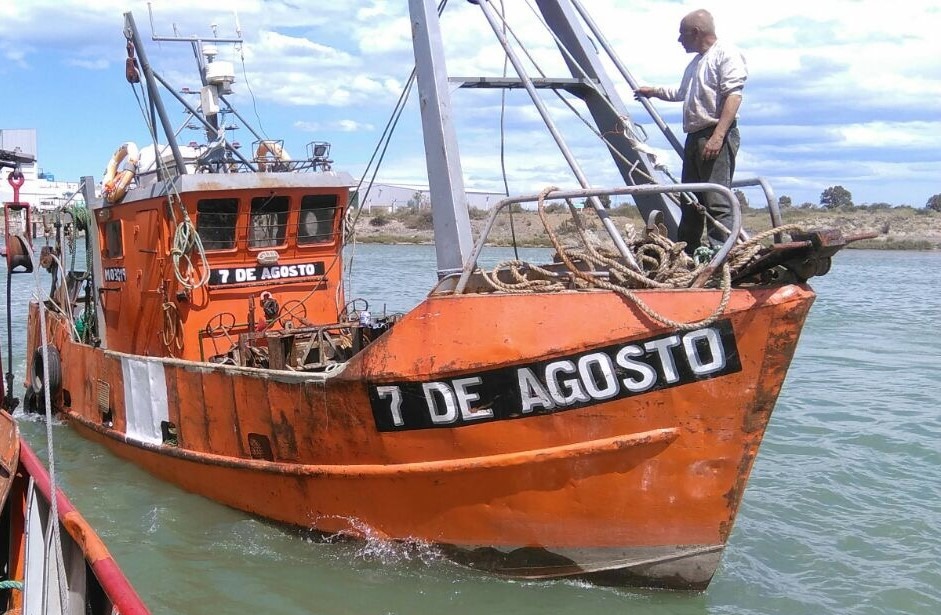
351 206 941 251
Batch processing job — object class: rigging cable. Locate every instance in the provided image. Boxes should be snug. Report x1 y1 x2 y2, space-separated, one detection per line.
342 0 450 305
341 67 416 303
237 36 271 141
128 53 211 290
516 0 697 211
488 1 672 201
344 0 452 234
28 241 72 615
521 0 735 236
497 0 520 260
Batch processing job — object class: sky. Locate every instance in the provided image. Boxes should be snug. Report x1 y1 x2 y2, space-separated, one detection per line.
1 0 939 208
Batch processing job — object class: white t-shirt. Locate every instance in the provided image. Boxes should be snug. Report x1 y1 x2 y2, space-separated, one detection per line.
656 40 747 133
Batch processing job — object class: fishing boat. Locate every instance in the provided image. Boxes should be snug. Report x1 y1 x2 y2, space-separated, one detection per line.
14 2 865 589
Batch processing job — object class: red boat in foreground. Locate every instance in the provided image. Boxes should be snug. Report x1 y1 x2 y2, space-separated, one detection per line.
0 410 150 615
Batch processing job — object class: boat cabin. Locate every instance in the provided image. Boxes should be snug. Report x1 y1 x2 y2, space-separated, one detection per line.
92 173 358 366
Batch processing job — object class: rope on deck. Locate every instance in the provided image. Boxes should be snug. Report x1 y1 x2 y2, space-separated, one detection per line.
479 186 807 330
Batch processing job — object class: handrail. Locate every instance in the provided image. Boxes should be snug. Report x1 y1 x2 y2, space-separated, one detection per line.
732 176 783 242
454 182 742 294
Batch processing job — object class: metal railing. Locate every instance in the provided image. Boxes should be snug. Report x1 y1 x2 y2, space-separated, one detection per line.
732 176 784 242
453 182 743 294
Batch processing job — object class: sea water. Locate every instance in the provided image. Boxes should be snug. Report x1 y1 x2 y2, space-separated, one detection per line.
8 245 940 615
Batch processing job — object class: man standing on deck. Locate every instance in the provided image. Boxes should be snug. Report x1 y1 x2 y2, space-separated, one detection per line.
635 8 747 254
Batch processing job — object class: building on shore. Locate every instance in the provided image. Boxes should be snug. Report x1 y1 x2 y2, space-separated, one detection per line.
1 128 84 210
357 183 506 214
356 182 638 213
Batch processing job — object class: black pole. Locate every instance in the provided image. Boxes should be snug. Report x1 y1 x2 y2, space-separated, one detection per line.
124 12 188 176
4 269 17 411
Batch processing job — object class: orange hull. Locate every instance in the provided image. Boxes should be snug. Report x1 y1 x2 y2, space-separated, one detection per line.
28 283 813 588
11 7 856 592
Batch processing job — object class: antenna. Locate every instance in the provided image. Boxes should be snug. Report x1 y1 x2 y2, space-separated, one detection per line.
147 2 156 36
145 7 243 43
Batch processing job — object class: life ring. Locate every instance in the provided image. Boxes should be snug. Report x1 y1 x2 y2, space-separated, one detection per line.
31 345 62 404
255 140 289 172
101 142 140 203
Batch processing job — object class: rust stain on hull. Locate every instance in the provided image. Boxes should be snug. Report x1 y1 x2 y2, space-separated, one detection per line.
27 281 816 589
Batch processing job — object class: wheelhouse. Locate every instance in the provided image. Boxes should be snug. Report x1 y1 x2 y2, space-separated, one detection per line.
93 173 356 363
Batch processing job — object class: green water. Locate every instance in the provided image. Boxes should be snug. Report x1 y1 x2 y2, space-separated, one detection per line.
9 246 941 614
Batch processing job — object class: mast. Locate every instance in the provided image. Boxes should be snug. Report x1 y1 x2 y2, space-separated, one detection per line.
124 12 187 177
80 176 108 349
471 0 640 269
532 0 680 235
141 9 260 173
408 0 474 278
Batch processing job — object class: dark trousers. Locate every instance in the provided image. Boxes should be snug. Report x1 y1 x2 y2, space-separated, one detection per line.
679 123 740 254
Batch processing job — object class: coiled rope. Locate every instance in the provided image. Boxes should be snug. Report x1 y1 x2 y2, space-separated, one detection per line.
168 205 210 290
161 300 183 354
479 187 805 331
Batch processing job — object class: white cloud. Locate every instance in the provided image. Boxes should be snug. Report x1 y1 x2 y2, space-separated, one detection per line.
0 42 30 68
293 120 375 133
1 0 938 207
838 122 941 150
336 119 375 132
66 57 110 71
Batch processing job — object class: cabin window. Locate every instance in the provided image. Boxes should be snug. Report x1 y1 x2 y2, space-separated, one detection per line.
298 195 338 245
249 195 289 248
197 199 239 250
103 220 123 258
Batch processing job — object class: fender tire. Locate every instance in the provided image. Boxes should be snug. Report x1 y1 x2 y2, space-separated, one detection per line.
23 387 45 415
31 345 62 399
